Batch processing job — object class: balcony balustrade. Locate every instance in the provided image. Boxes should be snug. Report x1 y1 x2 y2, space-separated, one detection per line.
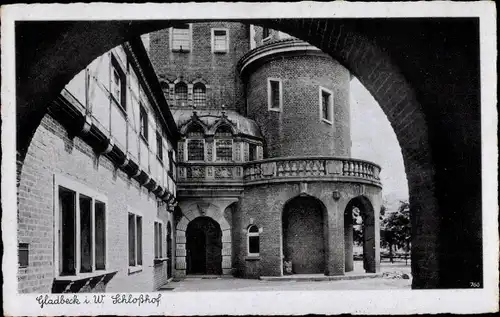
177 156 381 187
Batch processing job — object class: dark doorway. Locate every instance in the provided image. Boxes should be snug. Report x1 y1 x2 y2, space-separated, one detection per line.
186 217 222 275
282 196 326 274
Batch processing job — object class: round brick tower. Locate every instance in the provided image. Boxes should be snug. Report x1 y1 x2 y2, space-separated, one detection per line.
238 38 351 158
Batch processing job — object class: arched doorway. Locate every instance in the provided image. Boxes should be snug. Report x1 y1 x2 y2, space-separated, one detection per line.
282 196 326 274
186 217 222 275
344 196 377 273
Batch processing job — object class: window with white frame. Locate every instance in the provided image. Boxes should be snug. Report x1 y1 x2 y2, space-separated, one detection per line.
247 225 260 256
212 29 229 53
154 222 163 259
215 125 233 161
111 57 126 112
268 78 282 111
193 83 206 108
56 182 106 276
171 24 191 52
319 87 333 124
128 213 143 267
186 124 205 161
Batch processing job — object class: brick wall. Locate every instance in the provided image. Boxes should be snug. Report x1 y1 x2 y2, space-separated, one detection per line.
149 22 250 112
17 114 173 293
245 54 351 158
234 181 381 278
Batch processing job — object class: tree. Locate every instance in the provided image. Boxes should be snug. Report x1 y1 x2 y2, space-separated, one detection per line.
380 200 411 263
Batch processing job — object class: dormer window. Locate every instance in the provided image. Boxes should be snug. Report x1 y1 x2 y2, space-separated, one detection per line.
215 125 233 162
186 124 205 161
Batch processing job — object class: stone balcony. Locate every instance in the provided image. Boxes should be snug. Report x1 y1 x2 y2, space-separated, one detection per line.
177 156 381 195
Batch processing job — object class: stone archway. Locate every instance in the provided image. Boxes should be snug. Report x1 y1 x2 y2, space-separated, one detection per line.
175 202 232 277
344 196 377 273
12 17 483 288
282 195 327 275
186 217 222 275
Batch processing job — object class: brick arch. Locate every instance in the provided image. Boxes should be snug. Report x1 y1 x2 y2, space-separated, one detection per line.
175 201 232 276
14 19 481 288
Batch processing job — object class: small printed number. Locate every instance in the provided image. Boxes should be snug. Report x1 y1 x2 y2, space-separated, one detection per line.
470 282 480 288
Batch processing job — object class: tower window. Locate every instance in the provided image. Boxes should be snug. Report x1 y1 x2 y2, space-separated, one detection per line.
267 78 282 111
212 29 229 53
175 82 188 107
171 24 191 52
247 225 260 256
193 83 206 108
319 87 333 124
262 28 271 42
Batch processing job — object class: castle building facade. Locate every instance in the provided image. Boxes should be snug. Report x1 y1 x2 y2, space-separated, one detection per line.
148 23 382 279
17 23 382 293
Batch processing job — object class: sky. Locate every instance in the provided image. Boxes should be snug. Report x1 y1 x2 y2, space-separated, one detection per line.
349 77 409 211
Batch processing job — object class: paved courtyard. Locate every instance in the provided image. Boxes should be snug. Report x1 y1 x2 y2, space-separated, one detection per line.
160 260 412 291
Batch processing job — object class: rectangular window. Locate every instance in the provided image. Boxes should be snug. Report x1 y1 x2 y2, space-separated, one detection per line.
154 222 163 259
171 24 191 52
249 236 260 254
249 143 257 161
128 213 143 267
57 183 107 276
216 139 233 161
18 243 29 268
156 131 163 162
140 104 148 142
268 79 282 111
262 28 271 41
111 58 126 112
187 139 205 161
212 29 228 53
320 87 333 124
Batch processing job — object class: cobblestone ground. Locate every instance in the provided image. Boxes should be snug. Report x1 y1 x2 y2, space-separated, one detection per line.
161 260 412 291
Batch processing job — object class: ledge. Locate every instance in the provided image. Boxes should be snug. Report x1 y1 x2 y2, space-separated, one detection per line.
128 266 143 275
154 257 169 265
55 270 118 282
245 256 261 261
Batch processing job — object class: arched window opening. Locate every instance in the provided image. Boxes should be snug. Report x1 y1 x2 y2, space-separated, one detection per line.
175 82 188 106
215 125 233 161
186 123 205 161
247 225 260 256
160 82 170 101
193 83 206 108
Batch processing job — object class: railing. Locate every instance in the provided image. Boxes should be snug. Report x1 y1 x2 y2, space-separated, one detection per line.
177 156 381 186
177 162 244 183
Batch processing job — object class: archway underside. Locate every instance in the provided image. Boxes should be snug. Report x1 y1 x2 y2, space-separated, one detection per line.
14 18 482 288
